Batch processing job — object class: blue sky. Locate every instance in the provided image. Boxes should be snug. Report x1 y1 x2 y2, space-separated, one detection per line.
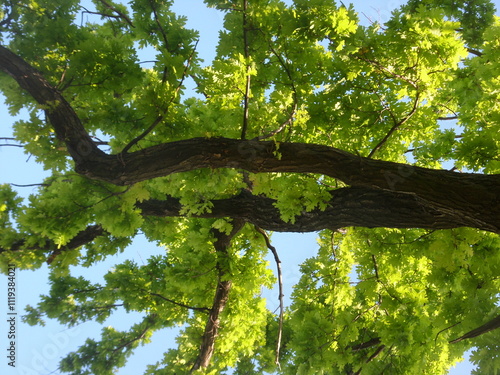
1 0 498 374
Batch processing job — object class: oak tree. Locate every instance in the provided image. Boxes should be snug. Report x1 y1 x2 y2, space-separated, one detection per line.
0 0 499 374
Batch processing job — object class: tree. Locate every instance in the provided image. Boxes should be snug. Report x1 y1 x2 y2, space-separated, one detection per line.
0 0 499 373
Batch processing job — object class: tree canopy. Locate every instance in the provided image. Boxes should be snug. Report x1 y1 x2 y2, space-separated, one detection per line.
0 0 499 374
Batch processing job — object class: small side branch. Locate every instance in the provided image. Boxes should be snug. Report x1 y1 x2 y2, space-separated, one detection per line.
121 115 164 154
467 48 483 57
96 0 134 27
111 314 157 354
0 137 24 147
435 321 462 344
368 93 420 158
120 40 199 154
146 291 211 313
366 344 386 363
254 35 298 141
241 0 251 140
255 226 284 368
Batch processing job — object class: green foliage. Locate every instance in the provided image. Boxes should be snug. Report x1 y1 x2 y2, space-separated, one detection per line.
403 0 496 47
1 0 499 374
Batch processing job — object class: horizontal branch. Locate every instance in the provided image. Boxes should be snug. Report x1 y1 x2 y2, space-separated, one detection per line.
75 137 500 232
4 182 490 264
147 291 211 313
0 225 105 265
137 187 497 233
0 44 499 233
1 224 104 254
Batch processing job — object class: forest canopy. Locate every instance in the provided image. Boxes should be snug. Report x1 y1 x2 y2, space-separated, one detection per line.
0 0 499 374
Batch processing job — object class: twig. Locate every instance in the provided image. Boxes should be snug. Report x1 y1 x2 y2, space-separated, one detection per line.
241 0 251 140
0 143 24 147
120 40 199 154
253 36 298 141
96 0 134 27
149 0 169 50
10 183 48 187
368 93 420 158
371 254 380 281
0 137 24 147
146 291 211 313
359 56 418 89
255 225 284 368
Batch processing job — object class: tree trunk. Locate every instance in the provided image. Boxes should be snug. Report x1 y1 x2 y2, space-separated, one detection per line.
190 220 245 372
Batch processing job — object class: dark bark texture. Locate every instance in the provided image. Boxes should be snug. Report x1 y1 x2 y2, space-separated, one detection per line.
0 45 498 235
2 32 500 374
190 220 245 372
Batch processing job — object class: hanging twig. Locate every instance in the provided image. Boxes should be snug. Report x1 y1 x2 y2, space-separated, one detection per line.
255 225 284 368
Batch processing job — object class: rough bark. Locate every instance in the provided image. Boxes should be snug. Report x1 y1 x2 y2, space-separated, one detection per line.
137 187 490 232
1 45 499 234
190 220 245 372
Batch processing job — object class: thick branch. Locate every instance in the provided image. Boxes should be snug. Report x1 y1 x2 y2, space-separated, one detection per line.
4 183 484 268
449 314 500 344
1 44 499 233
0 45 105 162
74 138 499 233
137 187 499 233
190 220 245 372
2 183 497 266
